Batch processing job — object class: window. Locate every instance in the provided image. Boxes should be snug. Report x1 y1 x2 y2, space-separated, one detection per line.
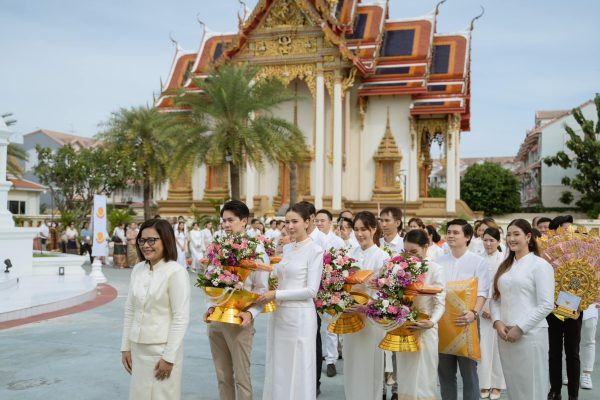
431 45 451 74
8 200 26 215
382 30 415 57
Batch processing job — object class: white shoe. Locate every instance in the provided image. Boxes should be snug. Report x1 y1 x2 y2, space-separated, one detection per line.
580 373 593 390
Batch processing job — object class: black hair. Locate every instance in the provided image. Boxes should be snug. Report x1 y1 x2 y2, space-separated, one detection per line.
316 209 333 221
220 200 250 221
549 215 574 230
404 229 429 248
446 219 474 246
408 217 425 230
380 206 403 231
287 202 312 221
338 216 354 229
425 225 441 243
537 217 552 225
251 218 260 224
297 201 316 216
493 219 539 300
353 211 382 245
136 218 178 263
483 227 502 252
532 228 542 238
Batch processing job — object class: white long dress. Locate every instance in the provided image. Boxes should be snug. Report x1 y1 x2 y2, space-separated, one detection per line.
490 253 554 400
477 250 506 390
344 244 389 400
394 260 446 400
262 238 324 400
175 231 186 267
188 229 203 271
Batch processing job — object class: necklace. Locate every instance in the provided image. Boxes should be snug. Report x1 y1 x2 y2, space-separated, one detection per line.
292 237 311 250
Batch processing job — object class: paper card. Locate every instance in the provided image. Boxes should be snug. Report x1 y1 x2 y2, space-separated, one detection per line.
557 291 581 311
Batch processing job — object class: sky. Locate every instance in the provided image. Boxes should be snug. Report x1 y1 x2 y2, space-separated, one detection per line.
1 0 599 157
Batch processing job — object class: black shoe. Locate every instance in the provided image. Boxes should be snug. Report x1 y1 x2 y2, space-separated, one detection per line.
568 397 577 400
326 363 337 377
382 394 386 400
338 350 343 360
390 394 398 400
548 392 562 400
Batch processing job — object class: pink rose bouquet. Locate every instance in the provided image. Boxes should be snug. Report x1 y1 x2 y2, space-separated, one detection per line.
314 247 360 316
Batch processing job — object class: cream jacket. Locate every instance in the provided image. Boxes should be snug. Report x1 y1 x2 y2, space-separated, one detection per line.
121 259 190 363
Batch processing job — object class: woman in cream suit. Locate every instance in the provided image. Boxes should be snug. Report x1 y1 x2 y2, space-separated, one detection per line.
491 219 554 400
121 218 191 400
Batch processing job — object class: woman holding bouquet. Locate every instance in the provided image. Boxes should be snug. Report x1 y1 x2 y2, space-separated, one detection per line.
395 229 446 400
345 211 389 400
257 202 324 400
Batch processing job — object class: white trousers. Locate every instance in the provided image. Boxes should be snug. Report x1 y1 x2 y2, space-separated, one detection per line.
581 317 597 372
323 320 339 364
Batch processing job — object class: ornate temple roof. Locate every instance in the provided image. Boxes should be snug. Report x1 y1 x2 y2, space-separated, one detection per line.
156 0 475 130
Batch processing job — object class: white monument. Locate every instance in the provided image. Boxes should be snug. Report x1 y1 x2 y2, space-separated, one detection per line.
0 118 97 323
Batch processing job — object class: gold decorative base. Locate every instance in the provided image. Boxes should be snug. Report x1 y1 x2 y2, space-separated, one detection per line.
263 301 277 314
379 325 420 352
328 313 364 334
207 306 243 325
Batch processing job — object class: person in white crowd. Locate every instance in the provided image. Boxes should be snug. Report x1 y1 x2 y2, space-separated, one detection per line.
265 219 282 245
246 219 261 238
425 225 444 262
315 208 346 379
39 219 49 251
378 206 404 398
337 217 357 250
339 209 359 248
188 222 204 272
579 303 598 390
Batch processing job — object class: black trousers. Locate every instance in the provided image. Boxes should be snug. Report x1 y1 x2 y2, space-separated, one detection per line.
80 242 93 263
547 313 583 397
316 313 322 390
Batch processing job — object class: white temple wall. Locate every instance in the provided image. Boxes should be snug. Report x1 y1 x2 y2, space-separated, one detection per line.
344 87 361 201
358 95 412 201
192 164 206 201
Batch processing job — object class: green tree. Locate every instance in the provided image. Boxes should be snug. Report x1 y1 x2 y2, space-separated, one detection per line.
166 64 307 200
461 162 521 216
98 105 173 220
107 208 134 233
33 144 133 223
544 95 600 218
2 112 28 177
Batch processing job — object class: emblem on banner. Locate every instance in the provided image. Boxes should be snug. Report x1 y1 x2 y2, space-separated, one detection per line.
96 207 105 219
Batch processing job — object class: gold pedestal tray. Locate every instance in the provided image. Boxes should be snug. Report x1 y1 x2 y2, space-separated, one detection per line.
379 324 419 352
204 287 259 325
263 301 276 313
327 291 370 334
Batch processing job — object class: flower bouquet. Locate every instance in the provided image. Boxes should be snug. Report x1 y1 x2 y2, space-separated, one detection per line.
363 251 431 351
197 234 272 325
315 247 370 334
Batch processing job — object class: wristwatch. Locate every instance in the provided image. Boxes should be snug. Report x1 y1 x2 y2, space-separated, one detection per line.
471 309 479 320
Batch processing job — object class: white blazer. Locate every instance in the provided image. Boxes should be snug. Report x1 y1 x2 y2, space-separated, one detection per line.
121 259 191 363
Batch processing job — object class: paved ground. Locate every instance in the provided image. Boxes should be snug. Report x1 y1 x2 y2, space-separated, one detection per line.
0 264 598 400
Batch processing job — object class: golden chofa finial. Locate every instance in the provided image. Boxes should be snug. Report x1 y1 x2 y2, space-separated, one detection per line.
435 0 448 16
469 6 485 32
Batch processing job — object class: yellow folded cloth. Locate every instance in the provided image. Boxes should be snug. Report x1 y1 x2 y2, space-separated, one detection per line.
438 278 481 361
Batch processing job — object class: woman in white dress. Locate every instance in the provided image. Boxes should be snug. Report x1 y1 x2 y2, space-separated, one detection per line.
425 225 444 262
393 229 446 400
188 222 203 272
478 228 506 399
490 219 554 400
257 203 324 400
121 218 191 400
345 211 389 400
174 222 187 268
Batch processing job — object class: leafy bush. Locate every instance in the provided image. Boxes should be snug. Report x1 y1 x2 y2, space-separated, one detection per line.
461 162 521 216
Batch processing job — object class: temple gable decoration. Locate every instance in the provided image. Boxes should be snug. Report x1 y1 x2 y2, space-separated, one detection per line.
371 111 403 201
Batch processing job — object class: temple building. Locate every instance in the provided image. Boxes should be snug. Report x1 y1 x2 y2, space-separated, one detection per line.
156 0 479 218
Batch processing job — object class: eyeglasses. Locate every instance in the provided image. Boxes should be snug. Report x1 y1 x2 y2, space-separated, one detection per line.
137 237 161 246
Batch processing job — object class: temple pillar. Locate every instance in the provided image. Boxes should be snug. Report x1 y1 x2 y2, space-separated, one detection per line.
332 74 343 211
314 69 325 210
445 114 460 213
455 132 461 199
0 122 13 228
408 117 419 201
245 163 255 210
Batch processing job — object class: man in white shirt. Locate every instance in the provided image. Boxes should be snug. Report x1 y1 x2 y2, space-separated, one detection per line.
379 207 404 255
339 209 359 248
203 201 269 400
39 219 49 251
264 219 282 244
315 208 345 378
200 221 213 254
246 218 261 238
436 219 490 400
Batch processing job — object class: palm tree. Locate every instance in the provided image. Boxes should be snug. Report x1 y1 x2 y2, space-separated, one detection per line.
166 64 307 201
2 113 28 177
98 106 173 220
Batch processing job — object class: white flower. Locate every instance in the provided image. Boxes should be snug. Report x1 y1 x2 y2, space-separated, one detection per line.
392 265 400 275
342 270 349 278
382 299 390 308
